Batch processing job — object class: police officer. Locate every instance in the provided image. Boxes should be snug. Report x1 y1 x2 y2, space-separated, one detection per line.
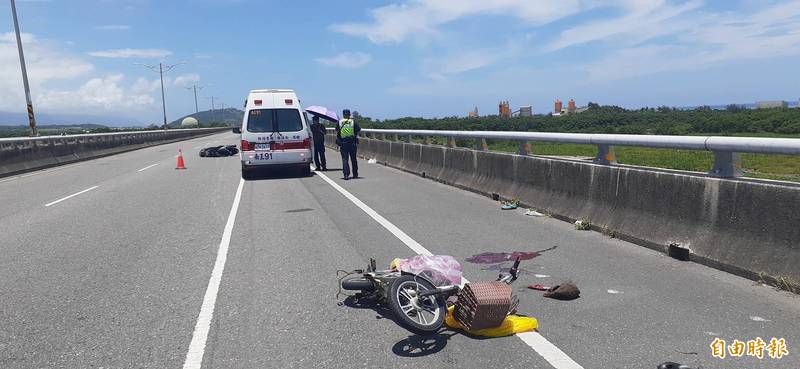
337 109 361 180
310 116 327 171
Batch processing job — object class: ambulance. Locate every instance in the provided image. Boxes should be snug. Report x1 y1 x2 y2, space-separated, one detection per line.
235 89 313 179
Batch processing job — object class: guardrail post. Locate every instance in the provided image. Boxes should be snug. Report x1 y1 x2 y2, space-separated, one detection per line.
594 144 617 165
393 134 399 142
423 136 431 145
518 141 530 156
709 151 742 177
474 138 488 151
447 137 457 148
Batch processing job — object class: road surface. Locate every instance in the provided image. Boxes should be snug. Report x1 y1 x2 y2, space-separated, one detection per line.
0 132 797 368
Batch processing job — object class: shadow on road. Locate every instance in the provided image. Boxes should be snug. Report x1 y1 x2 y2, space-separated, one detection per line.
341 296 457 358
244 167 314 181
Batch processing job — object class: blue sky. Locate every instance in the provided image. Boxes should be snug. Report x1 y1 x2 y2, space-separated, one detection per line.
1 0 799 125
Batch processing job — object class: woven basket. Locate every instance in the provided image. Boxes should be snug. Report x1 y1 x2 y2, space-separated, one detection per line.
453 281 512 330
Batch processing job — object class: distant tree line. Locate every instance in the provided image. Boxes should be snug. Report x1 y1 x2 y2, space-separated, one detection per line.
357 104 800 135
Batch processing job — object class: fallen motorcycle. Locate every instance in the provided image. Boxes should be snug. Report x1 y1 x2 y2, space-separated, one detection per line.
339 256 521 335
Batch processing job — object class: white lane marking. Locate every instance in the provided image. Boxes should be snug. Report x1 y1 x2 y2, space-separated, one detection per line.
137 163 159 172
44 186 99 207
750 316 770 322
315 171 584 369
182 178 245 369
606 289 623 294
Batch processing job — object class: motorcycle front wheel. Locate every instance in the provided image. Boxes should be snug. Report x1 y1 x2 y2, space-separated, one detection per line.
387 275 445 335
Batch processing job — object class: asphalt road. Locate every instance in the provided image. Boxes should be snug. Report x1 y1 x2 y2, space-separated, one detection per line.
0 132 798 369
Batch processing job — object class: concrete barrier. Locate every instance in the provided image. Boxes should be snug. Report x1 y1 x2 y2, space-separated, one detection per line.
0 128 228 178
347 136 800 291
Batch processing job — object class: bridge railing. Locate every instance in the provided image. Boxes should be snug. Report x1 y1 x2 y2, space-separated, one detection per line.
327 127 800 178
0 127 228 143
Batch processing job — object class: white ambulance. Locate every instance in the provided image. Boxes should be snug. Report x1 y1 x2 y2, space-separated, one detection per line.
235 89 313 179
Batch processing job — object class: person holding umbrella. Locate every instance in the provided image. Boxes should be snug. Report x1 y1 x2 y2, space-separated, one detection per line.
337 109 361 180
310 116 327 171
305 106 339 172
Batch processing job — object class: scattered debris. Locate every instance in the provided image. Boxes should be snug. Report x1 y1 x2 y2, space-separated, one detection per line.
534 274 550 278
466 246 557 264
524 208 545 217
574 218 591 230
501 198 519 210
606 289 623 294
750 316 771 322
367 158 377 164
199 145 239 157
528 284 550 291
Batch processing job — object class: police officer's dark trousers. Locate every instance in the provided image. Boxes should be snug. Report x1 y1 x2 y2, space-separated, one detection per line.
340 142 358 178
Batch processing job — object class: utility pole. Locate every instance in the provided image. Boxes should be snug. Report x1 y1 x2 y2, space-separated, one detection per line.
10 0 37 136
135 61 186 130
220 102 225 125
207 96 217 123
185 84 204 114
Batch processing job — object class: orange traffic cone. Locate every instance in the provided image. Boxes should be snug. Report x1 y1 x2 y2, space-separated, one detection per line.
175 148 187 170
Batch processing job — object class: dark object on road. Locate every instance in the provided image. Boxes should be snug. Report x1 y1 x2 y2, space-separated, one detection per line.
668 243 691 261
199 145 239 157
543 283 580 301
466 246 557 264
657 362 695 369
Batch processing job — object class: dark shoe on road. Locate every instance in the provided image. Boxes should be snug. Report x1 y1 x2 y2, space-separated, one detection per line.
343 175 350 180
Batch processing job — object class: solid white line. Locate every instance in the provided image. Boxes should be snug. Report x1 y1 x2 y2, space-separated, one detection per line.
315 171 584 369
44 186 99 207
182 178 245 369
137 163 159 172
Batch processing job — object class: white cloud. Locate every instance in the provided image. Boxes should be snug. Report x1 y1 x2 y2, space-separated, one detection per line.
36 74 155 111
88 48 173 58
173 73 200 87
578 0 800 80
0 32 164 117
131 77 161 94
331 0 580 44
94 25 131 31
547 0 703 51
315 52 371 68
0 32 94 111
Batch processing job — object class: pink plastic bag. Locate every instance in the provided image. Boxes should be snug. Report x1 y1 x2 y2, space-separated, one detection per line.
393 255 463 286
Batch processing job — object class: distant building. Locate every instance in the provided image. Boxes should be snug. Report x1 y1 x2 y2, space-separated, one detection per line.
499 101 511 118
519 106 532 117
552 98 587 116
468 106 479 118
756 100 788 109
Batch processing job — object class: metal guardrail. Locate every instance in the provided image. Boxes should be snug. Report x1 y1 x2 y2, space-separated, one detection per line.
0 127 228 143
327 127 800 177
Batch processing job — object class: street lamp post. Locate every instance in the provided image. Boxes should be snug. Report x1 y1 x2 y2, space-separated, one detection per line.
10 0 37 136
135 62 186 130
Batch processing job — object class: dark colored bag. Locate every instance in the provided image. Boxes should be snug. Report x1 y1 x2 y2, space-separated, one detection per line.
543 283 580 300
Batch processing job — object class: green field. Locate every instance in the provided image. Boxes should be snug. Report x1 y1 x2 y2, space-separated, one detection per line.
404 136 800 182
